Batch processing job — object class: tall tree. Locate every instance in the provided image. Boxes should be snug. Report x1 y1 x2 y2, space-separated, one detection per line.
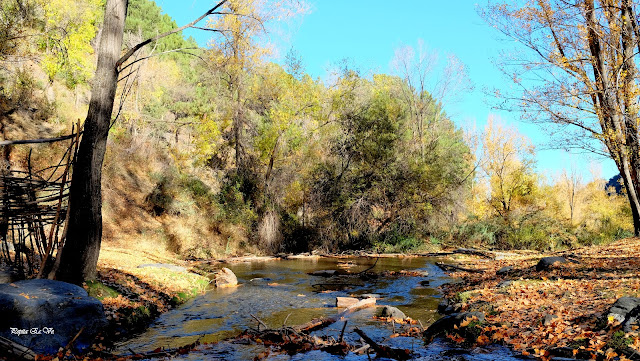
54 0 229 284
54 0 129 284
480 0 640 235
207 0 307 171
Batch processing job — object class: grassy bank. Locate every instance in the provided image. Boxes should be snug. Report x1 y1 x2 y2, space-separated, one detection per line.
84 246 210 347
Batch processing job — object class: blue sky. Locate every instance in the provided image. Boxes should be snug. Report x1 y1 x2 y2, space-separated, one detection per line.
159 0 618 181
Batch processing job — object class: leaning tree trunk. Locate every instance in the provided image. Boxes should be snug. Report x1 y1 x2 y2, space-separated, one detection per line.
620 0 640 236
54 0 129 284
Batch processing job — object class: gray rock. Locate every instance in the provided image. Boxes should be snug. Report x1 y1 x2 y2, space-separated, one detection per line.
536 256 569 271
423 312 485 343
437 299 462 315
308 270 346 277
497 280 513 289
542 314 559 326
496 266 513 276
336 297 359 308
377 306 406 319
137 263 187 273
215 267 238 288
604 297 640 331
0 279 106 354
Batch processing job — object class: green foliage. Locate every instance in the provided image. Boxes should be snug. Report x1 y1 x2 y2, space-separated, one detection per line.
605 330 632 351
41 0 103 87
218 171 258 225
310 71 473 250
85 280 120 300
125 0 197 63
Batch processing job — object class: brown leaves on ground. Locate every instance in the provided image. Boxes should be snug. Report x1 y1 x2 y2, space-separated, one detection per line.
440 238 640 360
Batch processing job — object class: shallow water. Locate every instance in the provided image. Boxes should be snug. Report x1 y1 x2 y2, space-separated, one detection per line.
117 257 524 360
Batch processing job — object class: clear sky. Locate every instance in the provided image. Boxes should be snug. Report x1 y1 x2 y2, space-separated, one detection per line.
159 0 618 182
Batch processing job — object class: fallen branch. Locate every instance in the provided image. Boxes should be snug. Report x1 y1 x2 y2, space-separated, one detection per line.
293 298 376 333
353 327 411 360
355 257 379 275
250 313 269 331
0 336 36 360
118 340 201 360
436 262 486 273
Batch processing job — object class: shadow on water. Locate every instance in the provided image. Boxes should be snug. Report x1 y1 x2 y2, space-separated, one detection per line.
116 257 524 360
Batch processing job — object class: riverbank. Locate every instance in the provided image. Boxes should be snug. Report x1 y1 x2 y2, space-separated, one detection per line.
437 237 640 360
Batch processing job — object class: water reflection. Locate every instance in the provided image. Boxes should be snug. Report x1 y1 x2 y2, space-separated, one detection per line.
117 256 521 360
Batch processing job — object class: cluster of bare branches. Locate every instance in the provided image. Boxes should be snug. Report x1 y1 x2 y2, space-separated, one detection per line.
0 128 79 278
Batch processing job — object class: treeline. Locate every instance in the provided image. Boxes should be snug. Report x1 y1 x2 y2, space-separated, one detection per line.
0 0 632 257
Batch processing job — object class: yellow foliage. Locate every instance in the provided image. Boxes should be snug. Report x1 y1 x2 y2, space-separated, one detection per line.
479 116 538 225
40 0 102 87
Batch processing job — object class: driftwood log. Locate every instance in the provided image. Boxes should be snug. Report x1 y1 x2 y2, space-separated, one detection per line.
0 336 36 360
354 328 412 360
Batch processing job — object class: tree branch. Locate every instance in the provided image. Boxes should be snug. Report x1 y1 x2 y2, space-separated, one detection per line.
116 0 228 70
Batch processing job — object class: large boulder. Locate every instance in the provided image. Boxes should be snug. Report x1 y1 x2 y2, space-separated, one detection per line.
603 297 640 331
215 267 238 288
0 279 107 354
536 256 569 271
423 312 485 343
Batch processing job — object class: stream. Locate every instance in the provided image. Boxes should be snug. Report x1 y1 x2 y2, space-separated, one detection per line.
117 257 525 360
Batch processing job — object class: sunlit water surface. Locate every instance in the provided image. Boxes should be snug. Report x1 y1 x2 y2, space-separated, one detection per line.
117 257 523 360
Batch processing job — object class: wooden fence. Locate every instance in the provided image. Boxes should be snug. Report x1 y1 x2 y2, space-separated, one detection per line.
0 127 80 278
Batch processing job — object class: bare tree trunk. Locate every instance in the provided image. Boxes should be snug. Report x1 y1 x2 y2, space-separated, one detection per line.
620 0 640 236
54 0 128 284
584 0 640 236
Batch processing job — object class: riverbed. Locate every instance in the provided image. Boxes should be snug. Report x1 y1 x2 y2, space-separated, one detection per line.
116 256 523 360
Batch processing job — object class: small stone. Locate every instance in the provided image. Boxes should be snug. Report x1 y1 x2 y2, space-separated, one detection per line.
215 267 238 288
496 266 513 276
536 256 569 271
309 270 346 277
437 299 462 315
336 297 359 308
423 312 485 343
542 314 559 326
377 306 406 319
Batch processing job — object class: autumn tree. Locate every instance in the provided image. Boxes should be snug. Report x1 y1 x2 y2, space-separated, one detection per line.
559 165 583 223
480 117 538 228
55 0 232 284
310 71 473 251
481 0 640 235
